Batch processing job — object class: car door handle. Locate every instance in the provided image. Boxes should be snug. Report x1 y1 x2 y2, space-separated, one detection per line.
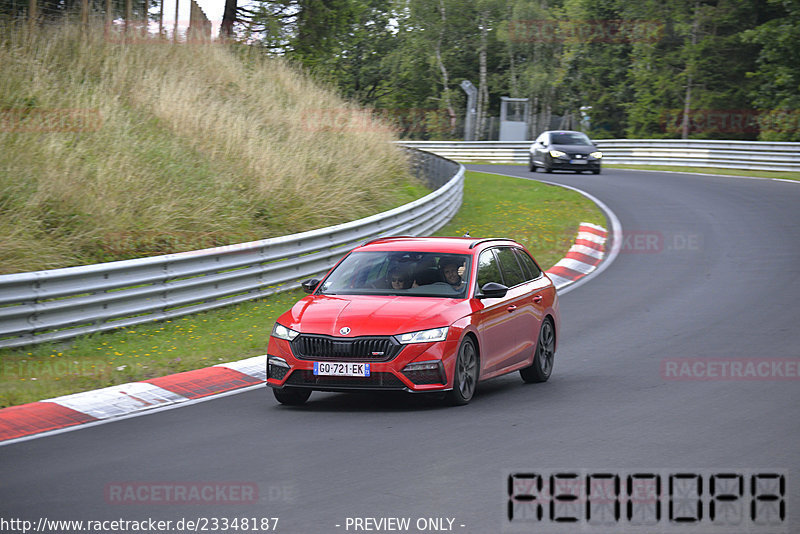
507 305 517 313
532 295 543 304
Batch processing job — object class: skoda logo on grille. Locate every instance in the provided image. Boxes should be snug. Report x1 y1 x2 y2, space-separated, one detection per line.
339 327 351 335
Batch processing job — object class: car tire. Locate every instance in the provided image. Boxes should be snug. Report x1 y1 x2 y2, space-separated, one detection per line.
446 338 478 405
592 168 601 175
520 318 555 383
544 159 553 173
273 387 312 406
528 157 537 172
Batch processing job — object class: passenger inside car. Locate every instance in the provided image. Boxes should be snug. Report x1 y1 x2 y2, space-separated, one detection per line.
440 257 466 291
388 266 413 290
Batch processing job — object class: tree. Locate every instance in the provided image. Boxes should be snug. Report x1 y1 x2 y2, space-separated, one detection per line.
242 0 356 66
742 0 800 140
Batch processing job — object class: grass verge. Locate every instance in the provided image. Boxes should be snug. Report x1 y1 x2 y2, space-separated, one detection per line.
434 171 606 269
0 22 423 273
605 164 800 181
0 171 605 407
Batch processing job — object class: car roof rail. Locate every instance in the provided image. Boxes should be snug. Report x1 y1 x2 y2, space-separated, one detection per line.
468 238 518 249
360 235 416 247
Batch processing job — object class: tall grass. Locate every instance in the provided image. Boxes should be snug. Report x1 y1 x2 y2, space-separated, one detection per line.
0 21 423 274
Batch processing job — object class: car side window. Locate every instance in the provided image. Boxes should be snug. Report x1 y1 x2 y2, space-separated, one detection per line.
495 247 526 287
514 248 542 281
476 249 502 289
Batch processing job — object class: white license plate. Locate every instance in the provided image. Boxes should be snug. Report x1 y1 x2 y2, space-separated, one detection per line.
570 159 587 164
313 362 371 377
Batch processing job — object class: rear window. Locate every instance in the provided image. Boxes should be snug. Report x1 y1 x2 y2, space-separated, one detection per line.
495 247 526 287
514 248 542 280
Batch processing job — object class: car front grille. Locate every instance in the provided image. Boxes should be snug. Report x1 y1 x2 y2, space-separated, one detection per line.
285 370 406 390
291 335 402 362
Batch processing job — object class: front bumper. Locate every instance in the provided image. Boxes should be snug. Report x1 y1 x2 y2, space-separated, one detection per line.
549 157 601 171
266 336 457 393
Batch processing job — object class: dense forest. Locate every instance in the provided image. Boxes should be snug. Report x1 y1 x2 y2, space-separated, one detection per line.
232 0 800 141
3 0 799 140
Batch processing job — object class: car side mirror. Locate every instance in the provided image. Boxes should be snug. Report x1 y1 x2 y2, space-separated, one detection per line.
301 278 321 294
477 282 508 299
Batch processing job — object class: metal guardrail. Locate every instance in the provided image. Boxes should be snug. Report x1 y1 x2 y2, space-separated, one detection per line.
0 149 464 349
399 139 800 172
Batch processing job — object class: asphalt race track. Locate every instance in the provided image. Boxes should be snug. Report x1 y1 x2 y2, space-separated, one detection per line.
1 166 798 534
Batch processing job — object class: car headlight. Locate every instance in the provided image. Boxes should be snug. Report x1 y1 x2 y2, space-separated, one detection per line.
590 151 603 159
549 150 567 158
271 323 300 341
396 327 449 344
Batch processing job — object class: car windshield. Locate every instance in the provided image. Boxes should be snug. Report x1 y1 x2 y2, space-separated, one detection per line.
318 251 472 298
551 132 592 145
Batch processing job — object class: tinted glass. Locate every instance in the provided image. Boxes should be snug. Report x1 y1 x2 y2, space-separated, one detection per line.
514 248 542 280
319 251 471 298
495 247 526 287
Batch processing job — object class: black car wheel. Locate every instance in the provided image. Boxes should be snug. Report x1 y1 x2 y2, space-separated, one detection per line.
273 386 312 405
520 319 555 383
592 168 601 174
447 338 478 405
528 156 537 172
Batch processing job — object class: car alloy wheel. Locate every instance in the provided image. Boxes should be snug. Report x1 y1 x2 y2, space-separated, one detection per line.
520 319 555 383
273 386 312 406
447 338 478 405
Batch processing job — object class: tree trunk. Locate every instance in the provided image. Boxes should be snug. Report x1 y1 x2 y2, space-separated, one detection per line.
682 75 692 139
158 0 164 37
530 96 539 139
543 100 552 133
173 0 179 42
28 0 36 29
682 1 700 139
221 0 238 39
476 9 489 140
435 0 457 136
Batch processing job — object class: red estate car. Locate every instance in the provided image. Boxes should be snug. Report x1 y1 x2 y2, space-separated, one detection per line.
266 237 560 406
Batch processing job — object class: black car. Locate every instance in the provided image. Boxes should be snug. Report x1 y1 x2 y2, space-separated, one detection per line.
529 130 602 174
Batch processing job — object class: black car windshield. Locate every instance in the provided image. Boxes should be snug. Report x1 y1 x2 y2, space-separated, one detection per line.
318 251 472 298
550 132 592 145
